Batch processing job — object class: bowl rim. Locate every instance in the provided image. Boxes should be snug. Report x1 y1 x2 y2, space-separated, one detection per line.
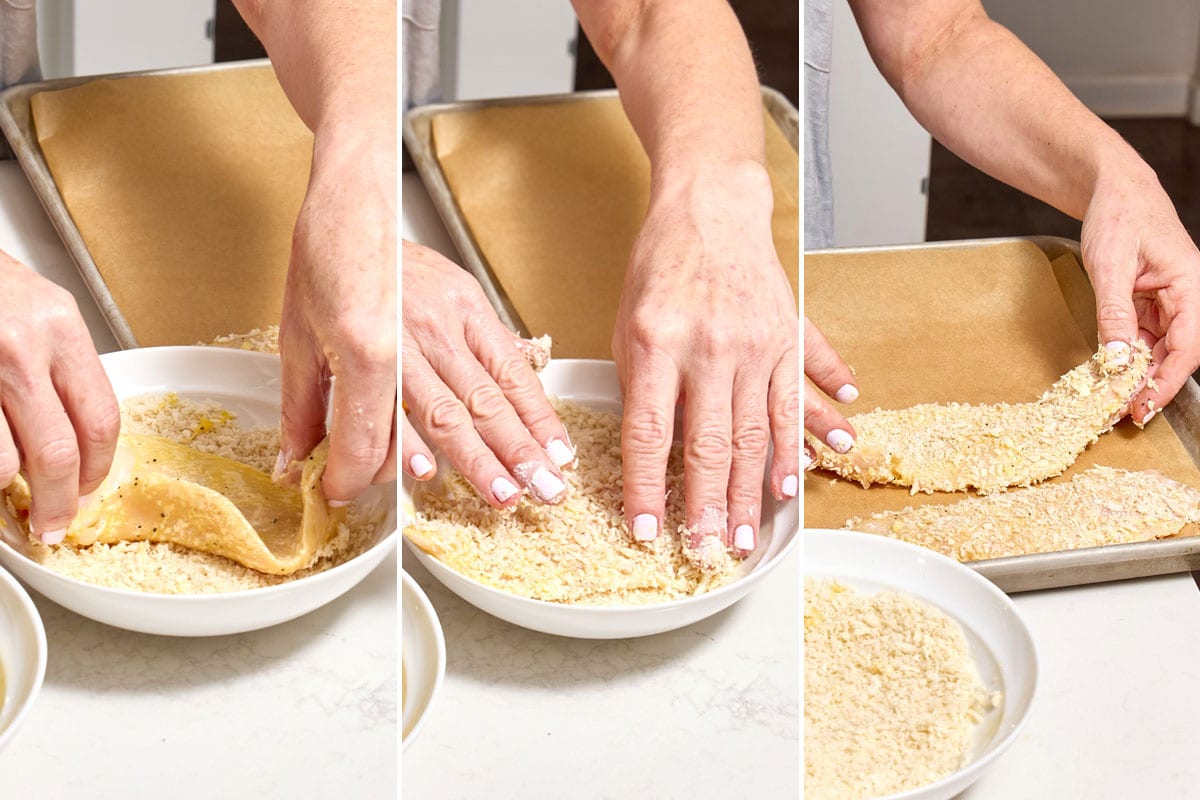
0 564 48 747
401 568 445 749
803 528 1039 800
0 530 398 602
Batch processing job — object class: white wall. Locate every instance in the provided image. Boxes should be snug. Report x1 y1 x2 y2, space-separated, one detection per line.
828 0 931 247
37 0 214 79
440 0 578 101
984 0 1200 117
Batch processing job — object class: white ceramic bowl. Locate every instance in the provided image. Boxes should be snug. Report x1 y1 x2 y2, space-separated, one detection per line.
0 346 396 637
804 529 1038 800
0 565 46 753
402 359 799 639
401 570 445 750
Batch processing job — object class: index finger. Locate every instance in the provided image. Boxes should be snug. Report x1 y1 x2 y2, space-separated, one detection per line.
464 320 575 469
804 317 858 403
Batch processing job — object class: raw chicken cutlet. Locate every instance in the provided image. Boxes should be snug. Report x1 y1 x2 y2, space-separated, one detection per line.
810 342 1151 494
844 465 1200 561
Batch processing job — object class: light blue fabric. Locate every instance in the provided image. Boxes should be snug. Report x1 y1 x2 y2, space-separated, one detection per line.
804 0 833 249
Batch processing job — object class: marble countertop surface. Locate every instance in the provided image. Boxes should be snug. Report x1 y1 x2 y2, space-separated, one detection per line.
0 160 397 799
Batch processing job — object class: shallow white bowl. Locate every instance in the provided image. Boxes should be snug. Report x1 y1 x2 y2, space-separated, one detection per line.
401 570 444 750
401 359 799 639
804 529 1038 800
0 566 46 753
0 346 396 637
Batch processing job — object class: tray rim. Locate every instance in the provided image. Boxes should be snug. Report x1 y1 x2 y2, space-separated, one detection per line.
0 58 277 351
805 235 1200 593
403 85 799 338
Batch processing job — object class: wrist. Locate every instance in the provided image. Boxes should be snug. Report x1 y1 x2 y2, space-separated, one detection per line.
649 154 773 212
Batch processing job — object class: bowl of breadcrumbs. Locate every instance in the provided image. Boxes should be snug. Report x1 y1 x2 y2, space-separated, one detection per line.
402 359 799 638
804 529 1037 800
0 344 396 637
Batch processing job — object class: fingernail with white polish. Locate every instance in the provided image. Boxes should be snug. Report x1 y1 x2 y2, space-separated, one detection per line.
835 384 859 404
733 524 755 551
1105 340 1131 366
409 453 434 479
1143 409 1158 425
272 450 289 479
491 477 520 503
328 499 351 508
545 438 575 469
826 429 854 454
632 513 658 542
782 473 799 498
530 467 566 502
40 528 66 545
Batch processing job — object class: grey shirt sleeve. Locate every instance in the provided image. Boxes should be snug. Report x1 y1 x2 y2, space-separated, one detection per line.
804 0 834 250
403 0 441 110
0 0 40 93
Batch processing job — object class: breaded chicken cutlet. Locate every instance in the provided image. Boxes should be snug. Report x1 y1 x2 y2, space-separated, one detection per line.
809 342 1151 494
844 465 1200 561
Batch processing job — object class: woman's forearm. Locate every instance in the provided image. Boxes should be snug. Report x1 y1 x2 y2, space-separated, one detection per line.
850 0 1150 221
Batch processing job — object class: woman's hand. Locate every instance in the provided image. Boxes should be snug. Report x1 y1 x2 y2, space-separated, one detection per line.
1081 163 1200 425
612 160 800 558
402 241 574 507
277 127 397 501
803 317 858 458
0 250 120 542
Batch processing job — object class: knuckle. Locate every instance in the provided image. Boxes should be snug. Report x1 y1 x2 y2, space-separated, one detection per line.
625 407 673 453
79 398 122 449
1096 300 1135 326
685 429 732 466
31 435 78 479
335 440 390 473
732 420 770 456
462 383 509 423
774 388 801 429
491 353 535 395
728 482 762 509
424 394 471 437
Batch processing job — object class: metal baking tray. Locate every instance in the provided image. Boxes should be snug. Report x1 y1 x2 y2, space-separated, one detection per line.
403 86 799 338
811 236 1200 592
0 59 274 350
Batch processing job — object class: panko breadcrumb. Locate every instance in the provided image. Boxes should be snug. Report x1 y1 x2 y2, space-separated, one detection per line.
204 325 279 354
23 393 383 594
805 579 1000 799
404 399 738 604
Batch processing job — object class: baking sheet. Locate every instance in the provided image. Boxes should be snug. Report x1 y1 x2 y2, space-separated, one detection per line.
403 88 798 359
804 237 1200 591
0 60 311 348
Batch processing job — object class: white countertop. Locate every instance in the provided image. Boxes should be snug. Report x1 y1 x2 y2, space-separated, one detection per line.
400 172 802 798
0 160 397 799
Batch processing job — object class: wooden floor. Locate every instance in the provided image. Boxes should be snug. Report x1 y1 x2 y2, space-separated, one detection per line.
926 117 1200 242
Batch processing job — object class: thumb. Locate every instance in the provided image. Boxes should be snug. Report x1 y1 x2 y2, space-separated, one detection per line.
1088 254 1139 352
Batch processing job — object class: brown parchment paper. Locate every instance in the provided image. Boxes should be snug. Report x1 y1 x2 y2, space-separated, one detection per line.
30 66 313 346
804 240 1200 533
430 95 799 359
